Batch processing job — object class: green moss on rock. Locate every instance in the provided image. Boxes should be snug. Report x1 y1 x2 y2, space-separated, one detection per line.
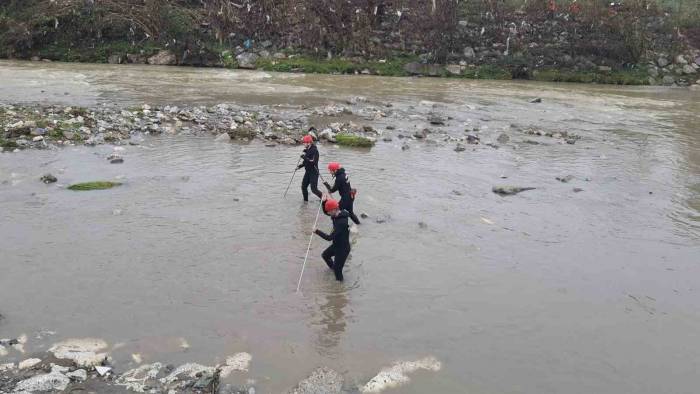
67 181 122 191
335 134 375 147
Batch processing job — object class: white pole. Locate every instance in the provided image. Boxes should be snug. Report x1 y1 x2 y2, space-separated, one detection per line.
296 200 324 293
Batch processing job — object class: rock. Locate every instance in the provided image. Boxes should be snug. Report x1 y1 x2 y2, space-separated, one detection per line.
566 138 577 145
648 67 659 78
556 175 574 183
466 134 480 144
110 157 124 164
497 133 510 143
361 357 441 393
492 186 536 196
236 52 259 69
573 187 584 193
273 52 287 59
160 363 215 385
289 367 343 394
675 55 688 65
598 65 612 72
115 363 164 392
215 133 231 142
14 370 70 392
32 135 44 142
445 64 462 75
418 222 428 229
219 353 252 378
31 56 40 61
683 65 696 74
96 366 112 376
428 113 446 125
30 128 47 136
18 358 42 369
382 136 393 142
360 213 369 219
403 62 443 76
695 57 700 66
464 47 476 59
648 77 657 85
66 369 88 382
41 174 57 184
413 129 428 139
193 371 218 391
107 54 122 64
657 57 669 68
401 143 410 150
148 50 177 65
126 53 147 64
375 215 391 223
454 143 466 152
49 338 109 367
530 98 542 103
662 75 676 85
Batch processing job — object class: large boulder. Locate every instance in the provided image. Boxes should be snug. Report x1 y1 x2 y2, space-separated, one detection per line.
126 53 147 64
463 46 476 59
662 75 676 85
403 62 444 76
236 52 259 69
657 57 669 68
148 50 177 66
107 55 122 64
683 64 697 75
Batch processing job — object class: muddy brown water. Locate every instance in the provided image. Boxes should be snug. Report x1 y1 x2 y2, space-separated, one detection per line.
1 60 699 393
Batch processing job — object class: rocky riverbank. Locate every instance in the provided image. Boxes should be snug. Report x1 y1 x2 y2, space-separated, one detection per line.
0 331 441 393
2 1 699 86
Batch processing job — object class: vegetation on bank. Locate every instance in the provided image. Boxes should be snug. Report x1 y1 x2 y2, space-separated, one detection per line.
67 181 122 191
0 0 697 86
335 134 375 148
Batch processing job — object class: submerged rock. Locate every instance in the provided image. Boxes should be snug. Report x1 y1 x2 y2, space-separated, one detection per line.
492 186 536 196
361 357 441 393
454 143 466 152
49 338 109 367
289 367 343 394
40 174 57 184
497 133 510 143
14 368 71 392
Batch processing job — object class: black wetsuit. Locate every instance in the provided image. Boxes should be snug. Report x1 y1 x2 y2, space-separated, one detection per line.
315 210 351 281
298 144 322 201
324 168 360 224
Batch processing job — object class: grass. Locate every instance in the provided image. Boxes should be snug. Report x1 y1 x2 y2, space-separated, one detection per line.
256 56 414 76
0 138 18 149
532 67 650 85
335 134 375 147
67 181 122 191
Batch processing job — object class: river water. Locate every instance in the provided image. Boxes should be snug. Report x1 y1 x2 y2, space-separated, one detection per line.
0 60 699 393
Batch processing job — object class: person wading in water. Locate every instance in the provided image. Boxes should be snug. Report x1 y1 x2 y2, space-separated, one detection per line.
298 135 322 202
315 198 351 281
324 162 360 224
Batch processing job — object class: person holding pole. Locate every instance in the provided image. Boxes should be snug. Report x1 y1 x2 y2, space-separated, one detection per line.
298 135 322 202
314 198 351 282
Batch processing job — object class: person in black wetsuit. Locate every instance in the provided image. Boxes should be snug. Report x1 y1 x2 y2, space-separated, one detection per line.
298 134 322 202
315 198 351 281
323 162 360 224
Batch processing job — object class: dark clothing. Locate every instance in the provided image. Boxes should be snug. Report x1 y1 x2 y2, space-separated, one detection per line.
298 144 320 172
324 168 360 224
315 210 351 281
322 245 349 281
298 144 322 201
301 171 322 201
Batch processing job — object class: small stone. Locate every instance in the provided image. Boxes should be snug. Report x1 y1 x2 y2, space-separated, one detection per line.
96 366 112 376
530 98 542 103
573 188 584 193
454 143 466 152
41 174 57 184
566 138 577 145
428 113 446 125
658 57 669 68
466 135 480 144
18 358 42 370
67 369 88 382
360 213 369 219
382 136 393 142
215 133 232 142
401 143 410 151
556 175 574 183
497 133 510 143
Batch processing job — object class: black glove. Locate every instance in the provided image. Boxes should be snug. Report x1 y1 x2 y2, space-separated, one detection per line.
323 182 331 190
300 154 305 158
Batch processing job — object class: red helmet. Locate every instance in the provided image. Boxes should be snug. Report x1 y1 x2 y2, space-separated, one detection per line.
327 162 341 172
302 135 313 144
324 199 339 211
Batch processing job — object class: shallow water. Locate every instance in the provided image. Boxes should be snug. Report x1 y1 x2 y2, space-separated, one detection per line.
1 60 699 393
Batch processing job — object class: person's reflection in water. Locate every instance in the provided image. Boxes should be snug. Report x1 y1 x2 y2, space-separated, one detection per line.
312 289 349 357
